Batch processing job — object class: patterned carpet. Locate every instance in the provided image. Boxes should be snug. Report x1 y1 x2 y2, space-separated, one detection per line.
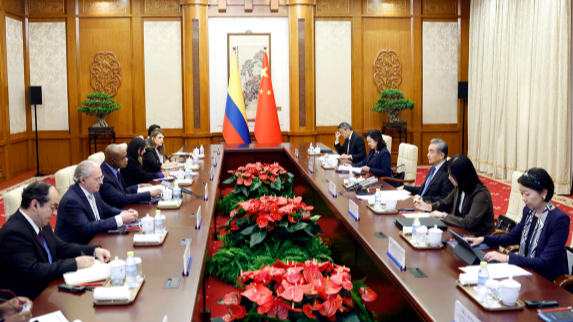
0 170 572 318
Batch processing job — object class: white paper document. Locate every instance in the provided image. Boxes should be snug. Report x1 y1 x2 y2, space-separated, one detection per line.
459 263 532 279
63 262 109 285
162 163 185 170
356 190 411 204
401 212 430 218
137 185 165 193
158 199 182 208
32 310 70 322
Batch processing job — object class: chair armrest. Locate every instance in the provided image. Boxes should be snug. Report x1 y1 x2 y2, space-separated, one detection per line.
554 275 573 288
502 245 519 254
487 229 509 236
381 177 416 184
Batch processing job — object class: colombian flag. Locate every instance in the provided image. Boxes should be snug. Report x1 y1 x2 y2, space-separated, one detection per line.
223 52 251 145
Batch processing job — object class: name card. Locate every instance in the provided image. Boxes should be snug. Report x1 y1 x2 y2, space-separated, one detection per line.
210 167 214 181
204 183 209 201
295 148 299 158
308 160 314 173
329 181 337 198
348 199 359 221
454 300 481 322
214 157 218 167
195 206 202 229
182 240 192 276
217 147 220 155
387 237 406 270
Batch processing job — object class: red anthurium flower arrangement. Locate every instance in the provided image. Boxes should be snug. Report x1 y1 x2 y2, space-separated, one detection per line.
220 196 322 248
215 260 378 322
223 162 296 199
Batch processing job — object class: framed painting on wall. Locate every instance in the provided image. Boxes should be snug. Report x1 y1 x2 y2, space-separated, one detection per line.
227 33 271 121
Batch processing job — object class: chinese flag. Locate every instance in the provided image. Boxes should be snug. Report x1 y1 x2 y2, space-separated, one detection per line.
254 52 283 144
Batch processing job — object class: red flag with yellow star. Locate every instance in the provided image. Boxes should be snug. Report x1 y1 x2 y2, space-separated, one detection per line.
254 52 283 144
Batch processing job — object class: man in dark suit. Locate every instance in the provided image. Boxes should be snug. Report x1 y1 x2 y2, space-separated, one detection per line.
334 122 367 163
400 138 454 202
55 160 139 244
0 181 111 300
99 144 162 208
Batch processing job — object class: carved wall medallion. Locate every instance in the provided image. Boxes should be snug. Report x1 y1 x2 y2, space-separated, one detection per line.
373 50 401 92
367 0 407 14
29 0 65 14
423 0 456 15
6 0 24 15
83 0 127 13
317 0 350 13
145 0 180 13
90 51 122 97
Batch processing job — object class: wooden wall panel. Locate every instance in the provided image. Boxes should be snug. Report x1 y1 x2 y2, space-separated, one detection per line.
8 140 27 176
78 18 133 135
0 0 471 179
362 18 413 131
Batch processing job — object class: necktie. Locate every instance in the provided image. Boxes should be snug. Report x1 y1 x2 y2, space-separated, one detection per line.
346 137 351 154
87 195 101 220
420 167 436 197
38 231 53 264
117 172 126 192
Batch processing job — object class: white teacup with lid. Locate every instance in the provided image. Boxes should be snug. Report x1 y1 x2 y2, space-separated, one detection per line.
176 168 185 180
109 256 126 286
428 225 442 247
141 214 155 235
500 276 521 306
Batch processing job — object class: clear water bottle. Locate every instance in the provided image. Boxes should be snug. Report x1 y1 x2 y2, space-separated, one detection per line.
173 182 182 201
412 216 421 244
477 261 489 301
348 170 355 182
126 251 137 288
309 143 314 153
154 209 163 235
374 188 382 210
199 145 204 155
184 166 191 179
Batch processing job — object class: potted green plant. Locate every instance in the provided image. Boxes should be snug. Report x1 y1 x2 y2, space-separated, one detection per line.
371 88 415 123
77 92 121 128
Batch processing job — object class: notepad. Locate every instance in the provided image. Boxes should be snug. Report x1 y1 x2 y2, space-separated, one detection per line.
93 286 131 301
401 212 430 218
133 234 161 243
63 262 109 285
337 165 363 173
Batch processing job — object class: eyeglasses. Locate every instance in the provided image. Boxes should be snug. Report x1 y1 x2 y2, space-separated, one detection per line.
522 172 541 185
49 204 59 211
94 175 105 182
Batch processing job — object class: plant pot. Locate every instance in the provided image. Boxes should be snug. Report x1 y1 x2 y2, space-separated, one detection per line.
93 115 109 128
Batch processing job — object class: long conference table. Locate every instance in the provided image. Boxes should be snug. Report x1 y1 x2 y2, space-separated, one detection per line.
32 143 573 322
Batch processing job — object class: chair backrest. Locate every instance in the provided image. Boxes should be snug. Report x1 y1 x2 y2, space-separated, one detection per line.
505 171 525 223
4 185 25 221
382 135 392 154
55 165 77 196
397 143 418 186
119 142 128 151
87 152 105 165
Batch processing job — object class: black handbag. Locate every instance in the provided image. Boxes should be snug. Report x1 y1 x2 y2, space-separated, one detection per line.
495 215 517 232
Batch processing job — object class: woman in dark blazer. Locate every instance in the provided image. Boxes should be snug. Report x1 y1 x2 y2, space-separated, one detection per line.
351 130 392 178
466 168 570 285
122 137 165 187
414 154 495 236
142 129 175 172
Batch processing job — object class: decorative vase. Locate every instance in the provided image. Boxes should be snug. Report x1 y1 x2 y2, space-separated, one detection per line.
93 115 109 128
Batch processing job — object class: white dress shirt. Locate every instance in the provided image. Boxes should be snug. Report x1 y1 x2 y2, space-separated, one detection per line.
19 209 40 235
156 149 164 164
458 191 465 213
79 186 123 227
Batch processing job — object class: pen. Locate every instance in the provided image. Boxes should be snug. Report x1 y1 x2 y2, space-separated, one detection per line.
538 307 572 313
